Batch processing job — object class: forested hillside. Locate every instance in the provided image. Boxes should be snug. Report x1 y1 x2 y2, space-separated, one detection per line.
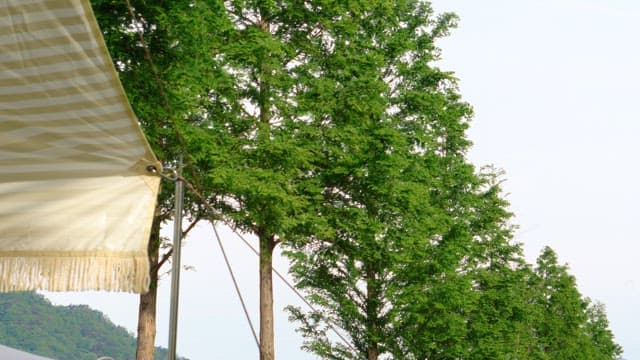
0 292 186 360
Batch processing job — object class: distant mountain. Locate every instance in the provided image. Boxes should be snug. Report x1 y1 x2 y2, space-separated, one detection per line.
0 292 187 360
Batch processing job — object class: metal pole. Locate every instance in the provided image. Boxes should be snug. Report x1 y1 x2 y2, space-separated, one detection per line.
168 155 184 360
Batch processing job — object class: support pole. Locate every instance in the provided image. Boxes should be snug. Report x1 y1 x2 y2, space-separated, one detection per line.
168 155 184 360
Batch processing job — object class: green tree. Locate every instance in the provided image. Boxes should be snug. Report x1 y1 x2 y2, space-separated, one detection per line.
96 1 327 359
172 2 328 359
464 260 537 359
530 247 622 360
583 300 623 359
532 247 588 359
388 170 523 360
91 1 214 358
274 1 522 359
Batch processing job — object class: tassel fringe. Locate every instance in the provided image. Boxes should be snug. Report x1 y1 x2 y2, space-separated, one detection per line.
0 253 150 293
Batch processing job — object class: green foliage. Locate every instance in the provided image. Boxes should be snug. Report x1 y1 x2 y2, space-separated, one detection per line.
265 1 622 359
89 1 623 359
0 292 187 360
267 0 516 358
528 247 623 360
91 0 225 216
583 300 623 359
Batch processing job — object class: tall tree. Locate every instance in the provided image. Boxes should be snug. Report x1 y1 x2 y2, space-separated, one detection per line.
530 247 623 360
582 300 623 360
185 1 463 358
391 170 525 360
278 1 619 359
91 1 216 358
278 1 522 359
464 254 537 359
532 247 588 359
175 3 324 359
94 1 323 358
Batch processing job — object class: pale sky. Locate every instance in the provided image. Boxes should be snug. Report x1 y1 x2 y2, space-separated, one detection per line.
45 1 640 359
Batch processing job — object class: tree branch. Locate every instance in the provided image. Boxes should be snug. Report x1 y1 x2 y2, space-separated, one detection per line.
152 217 201 272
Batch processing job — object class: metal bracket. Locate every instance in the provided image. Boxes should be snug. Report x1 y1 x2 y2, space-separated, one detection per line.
146 165 179 182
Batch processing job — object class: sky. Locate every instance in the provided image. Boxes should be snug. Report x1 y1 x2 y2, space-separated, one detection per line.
44 1 640 359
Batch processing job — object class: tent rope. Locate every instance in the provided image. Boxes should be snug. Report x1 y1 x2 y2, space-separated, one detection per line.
183 177 355 351
211 222 260 349
227 227 356 351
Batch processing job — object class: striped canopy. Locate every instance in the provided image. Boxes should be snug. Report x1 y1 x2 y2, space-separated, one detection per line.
0 0 161 292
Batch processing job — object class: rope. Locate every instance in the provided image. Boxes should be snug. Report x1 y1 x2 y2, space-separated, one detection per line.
181 174 355 350
227 228 356 351
211 222 261 349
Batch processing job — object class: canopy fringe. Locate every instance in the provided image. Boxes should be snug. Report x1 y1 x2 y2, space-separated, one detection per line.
0 255 149 293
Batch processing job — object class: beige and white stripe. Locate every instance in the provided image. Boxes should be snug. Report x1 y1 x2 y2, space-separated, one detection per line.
0 0 160 292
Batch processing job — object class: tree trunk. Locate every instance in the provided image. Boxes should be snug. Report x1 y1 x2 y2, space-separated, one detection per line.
255 7 276 359
136 210 162 360
366 267 379 360
259 232 276 360
367 347 379 360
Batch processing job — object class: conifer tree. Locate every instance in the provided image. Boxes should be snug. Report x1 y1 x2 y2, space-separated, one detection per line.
530 247 622 360
278 1 521 358
91 1 219 358
583 300 623 359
